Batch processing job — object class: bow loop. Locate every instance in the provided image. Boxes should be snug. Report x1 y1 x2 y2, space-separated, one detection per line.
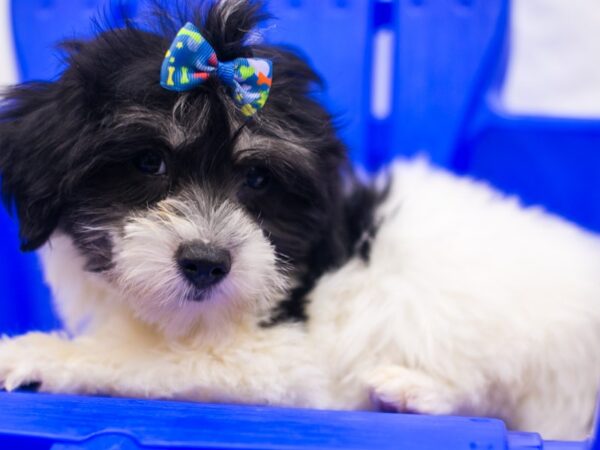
160 22 272 117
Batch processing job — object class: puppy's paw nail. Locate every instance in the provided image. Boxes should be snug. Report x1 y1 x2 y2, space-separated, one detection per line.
4 369 36 392
16 381 42 392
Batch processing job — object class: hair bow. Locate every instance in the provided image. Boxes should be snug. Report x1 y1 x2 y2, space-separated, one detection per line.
160 22 272 117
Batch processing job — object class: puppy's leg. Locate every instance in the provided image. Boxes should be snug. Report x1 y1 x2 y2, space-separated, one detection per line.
0 328 328 407
365 365 469 415
0 332 72 392
0 331 126 394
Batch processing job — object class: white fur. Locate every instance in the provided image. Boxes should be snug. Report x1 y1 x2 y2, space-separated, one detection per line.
110 188 288 338
1 159 599 440
308 160 600 439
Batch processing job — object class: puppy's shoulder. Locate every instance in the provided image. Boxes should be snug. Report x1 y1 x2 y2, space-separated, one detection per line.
375 157 600 246
367 157 600 292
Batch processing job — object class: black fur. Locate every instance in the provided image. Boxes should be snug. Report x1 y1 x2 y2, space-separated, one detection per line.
0 0 382 322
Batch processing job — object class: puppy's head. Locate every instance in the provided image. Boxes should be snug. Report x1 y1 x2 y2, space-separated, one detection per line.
0 0 358 336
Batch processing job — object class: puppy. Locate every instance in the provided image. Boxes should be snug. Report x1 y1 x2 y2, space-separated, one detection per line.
1 0 599 441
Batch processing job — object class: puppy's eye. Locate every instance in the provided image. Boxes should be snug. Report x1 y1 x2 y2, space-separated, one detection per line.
245 167 270 190
134 151 167 176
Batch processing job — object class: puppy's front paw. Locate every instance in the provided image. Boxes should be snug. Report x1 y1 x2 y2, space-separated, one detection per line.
0 332 68 392
366 365 461 415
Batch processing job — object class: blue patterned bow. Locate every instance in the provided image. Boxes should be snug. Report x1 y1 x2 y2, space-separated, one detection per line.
160 22 273 117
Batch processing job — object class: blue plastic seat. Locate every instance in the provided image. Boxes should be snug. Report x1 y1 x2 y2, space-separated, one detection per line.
0 391 595 449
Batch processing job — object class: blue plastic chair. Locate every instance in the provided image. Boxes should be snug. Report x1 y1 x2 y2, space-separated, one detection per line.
3 0 600 447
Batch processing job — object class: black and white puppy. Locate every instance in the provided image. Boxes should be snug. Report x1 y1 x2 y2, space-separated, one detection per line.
1 0 600 441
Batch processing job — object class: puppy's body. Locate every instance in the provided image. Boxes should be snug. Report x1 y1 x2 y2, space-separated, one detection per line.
308 160 600 439
2 159 598 440
0 0 599 442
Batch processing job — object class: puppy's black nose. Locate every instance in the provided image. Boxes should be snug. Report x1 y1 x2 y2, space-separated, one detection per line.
176 241 231 290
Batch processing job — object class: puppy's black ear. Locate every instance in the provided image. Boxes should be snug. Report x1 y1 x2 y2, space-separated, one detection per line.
0 82 68 251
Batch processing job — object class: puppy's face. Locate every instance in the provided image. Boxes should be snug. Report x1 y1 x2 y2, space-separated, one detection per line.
0 1 353 336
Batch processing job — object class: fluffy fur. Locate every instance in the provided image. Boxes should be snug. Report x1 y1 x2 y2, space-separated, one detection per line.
1 0 599 441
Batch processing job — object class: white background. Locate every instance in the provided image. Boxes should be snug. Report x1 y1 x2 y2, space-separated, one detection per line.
504 0 600 116
0 0 17 87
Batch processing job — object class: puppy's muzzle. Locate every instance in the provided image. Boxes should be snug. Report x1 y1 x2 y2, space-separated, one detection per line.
176 241 231 292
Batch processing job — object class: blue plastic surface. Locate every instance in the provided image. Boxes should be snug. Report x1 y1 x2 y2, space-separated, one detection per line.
11 0 138 81
265 0 372 164
0 392 592 449
0 207 58 336
3 0 600 447
387 0 509 167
